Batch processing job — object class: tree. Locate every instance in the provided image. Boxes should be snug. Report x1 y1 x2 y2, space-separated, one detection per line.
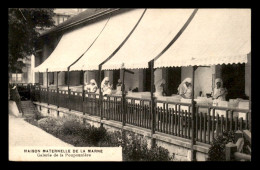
8 8 55 73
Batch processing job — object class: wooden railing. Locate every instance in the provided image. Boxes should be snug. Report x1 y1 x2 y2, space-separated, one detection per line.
29 86 251 145
125 97 152 129
84 93 100 116
103 95 123 121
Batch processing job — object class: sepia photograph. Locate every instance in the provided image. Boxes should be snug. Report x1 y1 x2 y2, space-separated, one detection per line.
8 8 251 162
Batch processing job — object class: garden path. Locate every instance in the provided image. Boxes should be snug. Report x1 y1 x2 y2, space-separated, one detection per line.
9 113 73 147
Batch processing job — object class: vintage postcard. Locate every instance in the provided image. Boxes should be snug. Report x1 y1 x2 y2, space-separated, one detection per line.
8 8 251 162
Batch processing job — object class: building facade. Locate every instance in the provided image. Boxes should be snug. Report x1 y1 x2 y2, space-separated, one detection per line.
10 8 86 84
34 9 251 101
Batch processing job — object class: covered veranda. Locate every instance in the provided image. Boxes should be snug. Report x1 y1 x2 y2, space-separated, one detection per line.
29 9 251 156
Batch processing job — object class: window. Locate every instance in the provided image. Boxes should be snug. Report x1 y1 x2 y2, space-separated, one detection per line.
80 71 84 85
12 74 16 82
49 72 54 85
11 74 22 82
17 74 22 82
65 72 68 85
39 73 43 85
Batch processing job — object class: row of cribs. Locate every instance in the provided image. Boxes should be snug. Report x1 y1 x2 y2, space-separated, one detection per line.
30 85 251 145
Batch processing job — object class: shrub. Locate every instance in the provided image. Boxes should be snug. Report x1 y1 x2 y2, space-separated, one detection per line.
208 130 235 161
120 132 174 161
100 131 123 147
33 110 45 121
38 117 64 136
60 119 88 135
82 126 107 146
34 116 174 161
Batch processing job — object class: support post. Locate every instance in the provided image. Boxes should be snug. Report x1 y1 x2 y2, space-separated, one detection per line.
67 67 71 111
99 65 103 123
149 60 156 148
57 72 59 108
122 68 126 126
190 66 197 161
39 83 41 103
82 70 85 115
46 69 49 106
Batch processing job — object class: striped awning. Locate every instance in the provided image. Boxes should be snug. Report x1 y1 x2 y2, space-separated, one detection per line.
34 17 109 72
102 9 195 70
154 9 251 68
70 9 146 71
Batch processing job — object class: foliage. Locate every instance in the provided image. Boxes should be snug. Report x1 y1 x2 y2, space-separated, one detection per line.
33 116 174 161
38 117 64 136
8 8 55 72
33 110 45 121
120 132 174 161
208 130 235 161
59 119 107 146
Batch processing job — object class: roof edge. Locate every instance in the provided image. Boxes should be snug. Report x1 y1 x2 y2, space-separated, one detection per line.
39 8 120 38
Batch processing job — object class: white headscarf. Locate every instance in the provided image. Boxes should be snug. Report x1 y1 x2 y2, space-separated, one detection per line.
214 78 223 88
90 79 97 86
85 79 97 92
155 79 166 89
154 79 166 97
101 77 110 88
178 78 192 92
101 77 112 95
213 78 227 101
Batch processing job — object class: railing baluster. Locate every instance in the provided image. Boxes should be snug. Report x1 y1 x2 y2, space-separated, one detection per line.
246 112 249 130
147 104 150 129
184 110 187 138
143 104 146 128
216 114 219 138
109 97 111 119
133 100 135 125
178 105 181 137
174 106 177 136
171 108 174 135
188 108 191 139
159 107 163 132
162 103 165 133
235 116 238 131
136 102 139 126
249 112 251 131
166 103 169 134
230 110 233 131
212 109 215 142
195 107 198 140
181 110 184 138
134 103 137 126
220 115 224 134
225 110 229 131
207 110 211 144
142 101 145 127
200 112 202 142
203 112 207 143
239 117 243 130
140 103 142 127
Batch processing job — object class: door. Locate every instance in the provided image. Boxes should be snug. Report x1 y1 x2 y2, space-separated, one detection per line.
39 73 43 85
166 67 181 96
221 63 246 100
113 70 120 90
144 68 151 92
